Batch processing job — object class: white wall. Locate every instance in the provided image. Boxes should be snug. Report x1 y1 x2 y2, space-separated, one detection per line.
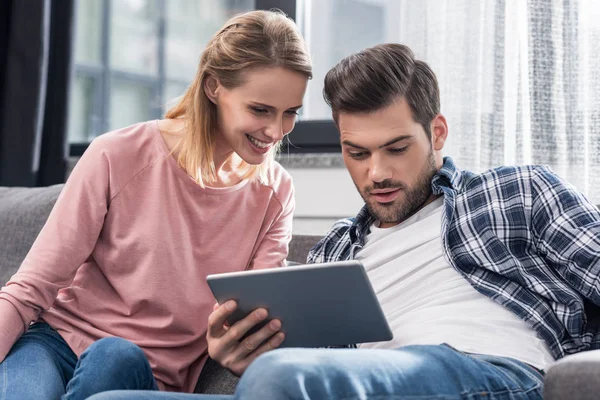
286 167 364 235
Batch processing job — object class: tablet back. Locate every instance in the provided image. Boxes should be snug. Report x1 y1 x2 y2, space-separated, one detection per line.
207 260 393 348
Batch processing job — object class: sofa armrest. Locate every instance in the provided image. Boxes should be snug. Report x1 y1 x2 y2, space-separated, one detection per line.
543 349 600 400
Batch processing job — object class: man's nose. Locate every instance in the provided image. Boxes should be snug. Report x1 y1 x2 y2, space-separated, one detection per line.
369 155 392 183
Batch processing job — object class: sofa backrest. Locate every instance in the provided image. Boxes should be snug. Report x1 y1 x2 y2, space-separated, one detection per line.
288 235 321 264
0 185 63 284
0 184 322 284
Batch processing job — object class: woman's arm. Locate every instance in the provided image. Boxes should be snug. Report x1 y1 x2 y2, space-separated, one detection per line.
0 137 112 362
206 180 295 375
248 184 295 270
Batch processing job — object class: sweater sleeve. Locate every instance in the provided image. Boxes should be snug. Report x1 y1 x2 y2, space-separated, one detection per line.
0 136 112 362
250 183 295 270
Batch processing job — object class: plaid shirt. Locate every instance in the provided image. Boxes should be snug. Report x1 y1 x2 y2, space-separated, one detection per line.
308 157 600 359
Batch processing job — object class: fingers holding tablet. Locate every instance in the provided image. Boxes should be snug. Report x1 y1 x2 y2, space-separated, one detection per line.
234 318 284 357
237 328 286 370
206 301 284 376
207 300 237 337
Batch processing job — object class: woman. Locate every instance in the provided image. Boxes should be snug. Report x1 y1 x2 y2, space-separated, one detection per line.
0 9 311 398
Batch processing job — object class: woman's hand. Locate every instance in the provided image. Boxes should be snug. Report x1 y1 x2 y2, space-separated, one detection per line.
206 301 285 376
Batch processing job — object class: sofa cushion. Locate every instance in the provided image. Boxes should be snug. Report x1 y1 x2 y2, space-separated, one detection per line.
543 349 600 400
288 235 321 264
194 358 238 394
0 185 63 285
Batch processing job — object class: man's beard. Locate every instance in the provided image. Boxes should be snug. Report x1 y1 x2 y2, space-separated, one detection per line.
358 150 437 225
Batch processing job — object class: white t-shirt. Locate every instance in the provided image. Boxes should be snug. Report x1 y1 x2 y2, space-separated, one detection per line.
356 196 555 370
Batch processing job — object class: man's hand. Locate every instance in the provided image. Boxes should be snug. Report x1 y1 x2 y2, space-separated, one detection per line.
206 300 285 376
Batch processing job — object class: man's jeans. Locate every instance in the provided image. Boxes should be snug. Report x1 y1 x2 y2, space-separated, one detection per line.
89 344 544 400
0 322 158 399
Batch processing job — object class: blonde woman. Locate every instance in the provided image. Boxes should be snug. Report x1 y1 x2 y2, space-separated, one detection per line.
0 10 311 398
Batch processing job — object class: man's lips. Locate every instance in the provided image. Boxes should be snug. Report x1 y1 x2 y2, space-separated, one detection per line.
370 188 401 203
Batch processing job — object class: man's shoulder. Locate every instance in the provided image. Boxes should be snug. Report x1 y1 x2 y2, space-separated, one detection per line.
468 163 552 183
307 217 356 263
460 164 557 194
455 163 593 216
318 217 356 246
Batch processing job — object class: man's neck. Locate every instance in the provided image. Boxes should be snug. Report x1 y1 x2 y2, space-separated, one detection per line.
378 193 443 229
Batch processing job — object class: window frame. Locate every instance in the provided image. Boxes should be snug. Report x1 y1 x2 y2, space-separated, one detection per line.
69 0 339 157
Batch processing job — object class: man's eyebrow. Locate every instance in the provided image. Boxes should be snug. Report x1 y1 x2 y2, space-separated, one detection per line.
379 135 412 148
341 140 367 150
342 135 412 150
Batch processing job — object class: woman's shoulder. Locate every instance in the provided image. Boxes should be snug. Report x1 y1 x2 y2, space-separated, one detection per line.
86 120 164 165
256 160 294 206
266 161 293 191
269 160 292 186
91 120 161 153
80 120 167 191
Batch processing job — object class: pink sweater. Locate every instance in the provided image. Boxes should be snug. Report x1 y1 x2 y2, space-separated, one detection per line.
0 121 294 392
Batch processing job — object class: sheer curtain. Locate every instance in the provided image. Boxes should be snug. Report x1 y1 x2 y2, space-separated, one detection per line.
389 0 600 201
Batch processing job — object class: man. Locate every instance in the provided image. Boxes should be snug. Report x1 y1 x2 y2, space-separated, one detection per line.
222 43 600 399
90 43 600 400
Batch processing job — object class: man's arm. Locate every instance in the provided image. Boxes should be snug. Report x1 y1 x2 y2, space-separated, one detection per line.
531 165 600 304
306 218 354 264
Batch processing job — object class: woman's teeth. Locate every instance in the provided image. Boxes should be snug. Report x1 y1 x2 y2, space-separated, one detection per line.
248 135 270 149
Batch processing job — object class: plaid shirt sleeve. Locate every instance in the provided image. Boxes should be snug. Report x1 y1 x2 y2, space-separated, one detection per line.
307 218 354 264
531 166 600 305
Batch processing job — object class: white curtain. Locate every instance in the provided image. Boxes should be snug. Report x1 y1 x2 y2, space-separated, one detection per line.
388 0 600 201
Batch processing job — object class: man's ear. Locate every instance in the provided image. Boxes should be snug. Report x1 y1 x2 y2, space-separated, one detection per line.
430 114 448 151
204 75 220 104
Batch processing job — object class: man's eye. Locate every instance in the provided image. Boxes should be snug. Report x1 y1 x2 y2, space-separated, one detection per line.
348 152 367 159
389 147 408 154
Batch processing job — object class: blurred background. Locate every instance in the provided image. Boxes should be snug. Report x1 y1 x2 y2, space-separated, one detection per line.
1 0 600 233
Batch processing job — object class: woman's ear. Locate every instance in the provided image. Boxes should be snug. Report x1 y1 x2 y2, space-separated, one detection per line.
204 75 220 104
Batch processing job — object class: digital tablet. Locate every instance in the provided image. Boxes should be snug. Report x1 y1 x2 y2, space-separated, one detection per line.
206 260 393 348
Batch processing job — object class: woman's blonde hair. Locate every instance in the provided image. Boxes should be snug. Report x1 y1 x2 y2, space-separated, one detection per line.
165 10 312 187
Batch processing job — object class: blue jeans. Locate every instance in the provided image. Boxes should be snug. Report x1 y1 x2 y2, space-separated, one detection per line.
0 322 158 399
87 344 544 400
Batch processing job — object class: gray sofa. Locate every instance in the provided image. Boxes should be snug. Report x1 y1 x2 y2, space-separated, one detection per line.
1 185 599 399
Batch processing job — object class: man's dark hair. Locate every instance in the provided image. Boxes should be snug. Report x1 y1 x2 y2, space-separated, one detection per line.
323 43 440 138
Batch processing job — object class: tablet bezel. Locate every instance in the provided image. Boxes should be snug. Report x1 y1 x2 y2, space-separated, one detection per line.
206 260 393 348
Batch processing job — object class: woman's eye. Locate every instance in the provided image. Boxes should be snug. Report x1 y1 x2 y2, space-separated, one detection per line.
251 107 268 114
285 110 299 116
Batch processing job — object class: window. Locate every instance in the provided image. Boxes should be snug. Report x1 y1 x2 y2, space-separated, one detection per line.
68 0 256 153
287 0 398 152
299 0 390 120
68 0 352 155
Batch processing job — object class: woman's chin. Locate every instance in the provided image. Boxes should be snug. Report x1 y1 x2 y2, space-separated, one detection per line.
237 146 273 165
236 152 266 166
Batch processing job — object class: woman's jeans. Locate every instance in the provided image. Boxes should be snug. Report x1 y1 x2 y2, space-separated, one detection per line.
0 322 158 400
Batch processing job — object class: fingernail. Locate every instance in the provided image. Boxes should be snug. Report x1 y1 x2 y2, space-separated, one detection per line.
226 301 236 310
269 319 281 330
273 332 285 345
255 309 267 319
